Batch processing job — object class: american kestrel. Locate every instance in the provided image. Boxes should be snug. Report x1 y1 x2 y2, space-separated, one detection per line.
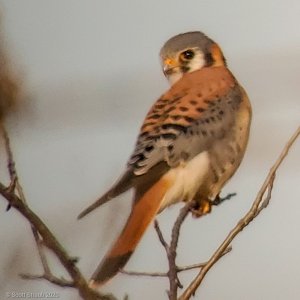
78 31 252 287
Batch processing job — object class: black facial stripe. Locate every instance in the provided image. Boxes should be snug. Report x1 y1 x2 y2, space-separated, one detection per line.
204 52 214 67
180 66 190 73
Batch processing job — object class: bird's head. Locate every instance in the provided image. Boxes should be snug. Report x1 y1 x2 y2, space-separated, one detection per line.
160 31 226 85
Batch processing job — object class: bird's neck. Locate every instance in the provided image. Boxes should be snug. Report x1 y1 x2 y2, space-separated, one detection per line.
167 72 184 85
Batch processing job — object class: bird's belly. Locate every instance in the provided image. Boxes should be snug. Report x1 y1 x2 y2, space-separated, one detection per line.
159 151 210 211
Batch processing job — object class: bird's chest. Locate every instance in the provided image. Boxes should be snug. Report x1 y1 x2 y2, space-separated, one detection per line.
159 151 210 210
207 99 251 198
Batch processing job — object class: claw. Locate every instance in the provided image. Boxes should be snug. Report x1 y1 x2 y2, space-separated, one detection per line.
190 199 212 218
212 192 237 206
191 193 237 218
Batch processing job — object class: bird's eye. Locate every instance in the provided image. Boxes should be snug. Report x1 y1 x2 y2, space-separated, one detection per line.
180 50 195 61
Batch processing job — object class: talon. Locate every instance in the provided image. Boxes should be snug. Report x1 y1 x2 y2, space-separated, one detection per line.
212 192 237 206
190 199 212 218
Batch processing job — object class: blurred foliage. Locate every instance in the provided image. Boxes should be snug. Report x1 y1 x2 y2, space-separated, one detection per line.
0 21 21 120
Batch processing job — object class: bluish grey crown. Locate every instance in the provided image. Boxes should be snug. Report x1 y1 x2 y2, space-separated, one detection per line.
160 31 215 57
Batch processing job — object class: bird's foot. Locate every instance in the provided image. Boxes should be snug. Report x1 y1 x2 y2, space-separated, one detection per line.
212 192 237 206
190 199 212 218
190 193 236 218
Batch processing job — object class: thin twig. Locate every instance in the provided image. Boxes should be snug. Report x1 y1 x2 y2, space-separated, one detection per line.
154 200 232 299
179 126 300 300
20 273 74 288
120 246 232 278
31 228 51 275
120 270 168 277
0 122 16 180
154 202 197 299
177 246 232 272
154 220 169 250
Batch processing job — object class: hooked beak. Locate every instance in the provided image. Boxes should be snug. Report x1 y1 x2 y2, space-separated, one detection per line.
163 58 179 76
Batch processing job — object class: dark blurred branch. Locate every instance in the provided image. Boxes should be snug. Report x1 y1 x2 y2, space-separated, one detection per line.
179 126 300 300
0 34 21 120
0 124 117 300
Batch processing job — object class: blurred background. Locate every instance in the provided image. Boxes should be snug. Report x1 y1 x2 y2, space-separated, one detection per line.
0 1 299 299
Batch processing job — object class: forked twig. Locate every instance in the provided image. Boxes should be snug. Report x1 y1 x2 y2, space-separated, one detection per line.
153 201 231 300
20 273 74 288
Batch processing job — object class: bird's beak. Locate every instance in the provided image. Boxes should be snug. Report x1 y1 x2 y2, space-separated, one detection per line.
163 58 179 75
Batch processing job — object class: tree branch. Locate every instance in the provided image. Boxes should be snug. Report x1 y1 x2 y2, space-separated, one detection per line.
0 124 117 300
154 219 169 250
168 201 195 299
20 273 75 288
153 201 232 300
1 124 62 288
179 126 300 300
120 246 232 278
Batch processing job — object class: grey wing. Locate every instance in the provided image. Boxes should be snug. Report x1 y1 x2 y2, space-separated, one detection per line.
128 84 243 176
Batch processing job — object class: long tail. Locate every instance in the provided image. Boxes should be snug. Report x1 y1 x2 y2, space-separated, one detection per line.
78 168 134 219
89 176 170 288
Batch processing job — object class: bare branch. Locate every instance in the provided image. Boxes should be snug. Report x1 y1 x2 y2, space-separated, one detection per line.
179 126 300 300
154 204 193 299
177 246 232 273
154 220 169 251
152 201 233 299
20 273 74 288
121 270 168 277
168 201 195 299
1 126 16 180
121 246 232 278
31 228 51 275
1 124 79 293
0 124 116 300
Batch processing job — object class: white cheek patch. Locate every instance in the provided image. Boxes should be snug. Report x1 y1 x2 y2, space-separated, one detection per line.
189 52 206 72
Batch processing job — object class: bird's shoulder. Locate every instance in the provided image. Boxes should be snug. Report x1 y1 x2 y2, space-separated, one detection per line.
141 67 236 134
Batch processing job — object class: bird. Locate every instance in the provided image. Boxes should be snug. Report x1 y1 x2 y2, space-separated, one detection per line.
78 31 252 288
